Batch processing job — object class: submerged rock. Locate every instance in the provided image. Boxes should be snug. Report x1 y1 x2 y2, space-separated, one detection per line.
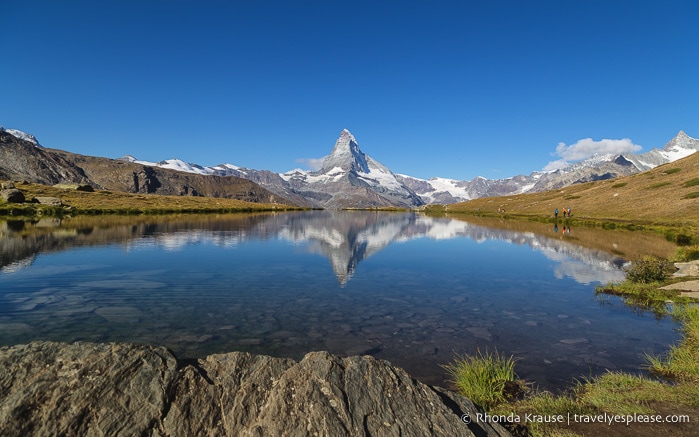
0 341 510 437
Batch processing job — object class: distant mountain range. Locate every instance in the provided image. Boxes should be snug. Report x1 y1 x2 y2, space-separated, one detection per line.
120 129 699 207
397 130 699 204
1 126 697 209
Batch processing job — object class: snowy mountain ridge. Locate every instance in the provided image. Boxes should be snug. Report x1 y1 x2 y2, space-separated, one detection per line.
5 124 697 207
397 130 698 203
121 129 698 206
1 127 42 147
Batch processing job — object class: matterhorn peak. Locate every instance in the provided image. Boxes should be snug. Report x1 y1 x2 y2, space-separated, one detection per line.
323 129 369 173
332 129 360 154
340 128 354 139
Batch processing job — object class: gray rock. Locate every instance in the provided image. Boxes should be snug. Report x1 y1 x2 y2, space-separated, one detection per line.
0 188 25 203
673 260 699 277
53 183 94 192
33 196 63 206
660 279 699 292
1 181 15 189
0 341 510 437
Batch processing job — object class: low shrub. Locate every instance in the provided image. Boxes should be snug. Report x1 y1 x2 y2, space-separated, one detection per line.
675 246 699 261
667 230 694 245
683 178 699 188
676 233 693 246
623 256 675 283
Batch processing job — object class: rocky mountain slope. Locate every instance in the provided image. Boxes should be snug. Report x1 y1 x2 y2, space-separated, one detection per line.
0 129 296 206
0 341 509 437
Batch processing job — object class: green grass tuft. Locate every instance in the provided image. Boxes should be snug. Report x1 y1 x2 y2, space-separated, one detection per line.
683 178 699 188
578 372 662 414
646 182 672 189
443 349 518 410
646 305 699 383
663 168 682 174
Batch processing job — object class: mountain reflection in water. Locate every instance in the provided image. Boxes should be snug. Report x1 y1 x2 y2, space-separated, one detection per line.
2 212 627 285
0 211 679 391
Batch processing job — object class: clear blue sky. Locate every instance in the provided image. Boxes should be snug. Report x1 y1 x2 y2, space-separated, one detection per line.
2 1 698 180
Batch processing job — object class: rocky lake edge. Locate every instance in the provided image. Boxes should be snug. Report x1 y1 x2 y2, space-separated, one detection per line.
0 341 509 437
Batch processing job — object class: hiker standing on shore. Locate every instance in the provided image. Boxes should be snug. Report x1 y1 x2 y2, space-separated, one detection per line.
554 208 558 219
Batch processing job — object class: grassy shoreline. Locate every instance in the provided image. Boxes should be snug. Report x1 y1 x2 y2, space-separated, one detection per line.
425 206 698 235
0 181 307 217
445 254 699 437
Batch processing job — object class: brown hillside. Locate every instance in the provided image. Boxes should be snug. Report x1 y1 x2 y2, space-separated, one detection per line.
445 151 699 226
1 181 302 214
0 131 299 206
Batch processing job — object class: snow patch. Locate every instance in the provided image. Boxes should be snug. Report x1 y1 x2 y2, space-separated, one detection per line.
2 128 41 147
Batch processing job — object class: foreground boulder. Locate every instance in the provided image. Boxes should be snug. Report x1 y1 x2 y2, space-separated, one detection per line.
0 341 509 437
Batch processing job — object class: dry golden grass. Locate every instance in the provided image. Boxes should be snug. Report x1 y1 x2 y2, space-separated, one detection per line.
1 182 304 214
444 152 699 227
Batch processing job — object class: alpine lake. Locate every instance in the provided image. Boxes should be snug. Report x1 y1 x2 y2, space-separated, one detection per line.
0 211 682 391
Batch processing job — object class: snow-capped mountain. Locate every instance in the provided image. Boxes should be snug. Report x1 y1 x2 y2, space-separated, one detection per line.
0 127 42 147
277 129 423 208
120 155 223 175
625 130 699 170
122 129 424 209
122 129 697 206
397 130 699 204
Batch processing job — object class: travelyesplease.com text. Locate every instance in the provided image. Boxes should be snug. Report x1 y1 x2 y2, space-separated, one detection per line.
463 412 690 426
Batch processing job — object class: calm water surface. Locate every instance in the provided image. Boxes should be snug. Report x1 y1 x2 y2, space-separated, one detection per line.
0 211 680 391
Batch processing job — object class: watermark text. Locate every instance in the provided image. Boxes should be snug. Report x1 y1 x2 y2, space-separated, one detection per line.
461 412 690 426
